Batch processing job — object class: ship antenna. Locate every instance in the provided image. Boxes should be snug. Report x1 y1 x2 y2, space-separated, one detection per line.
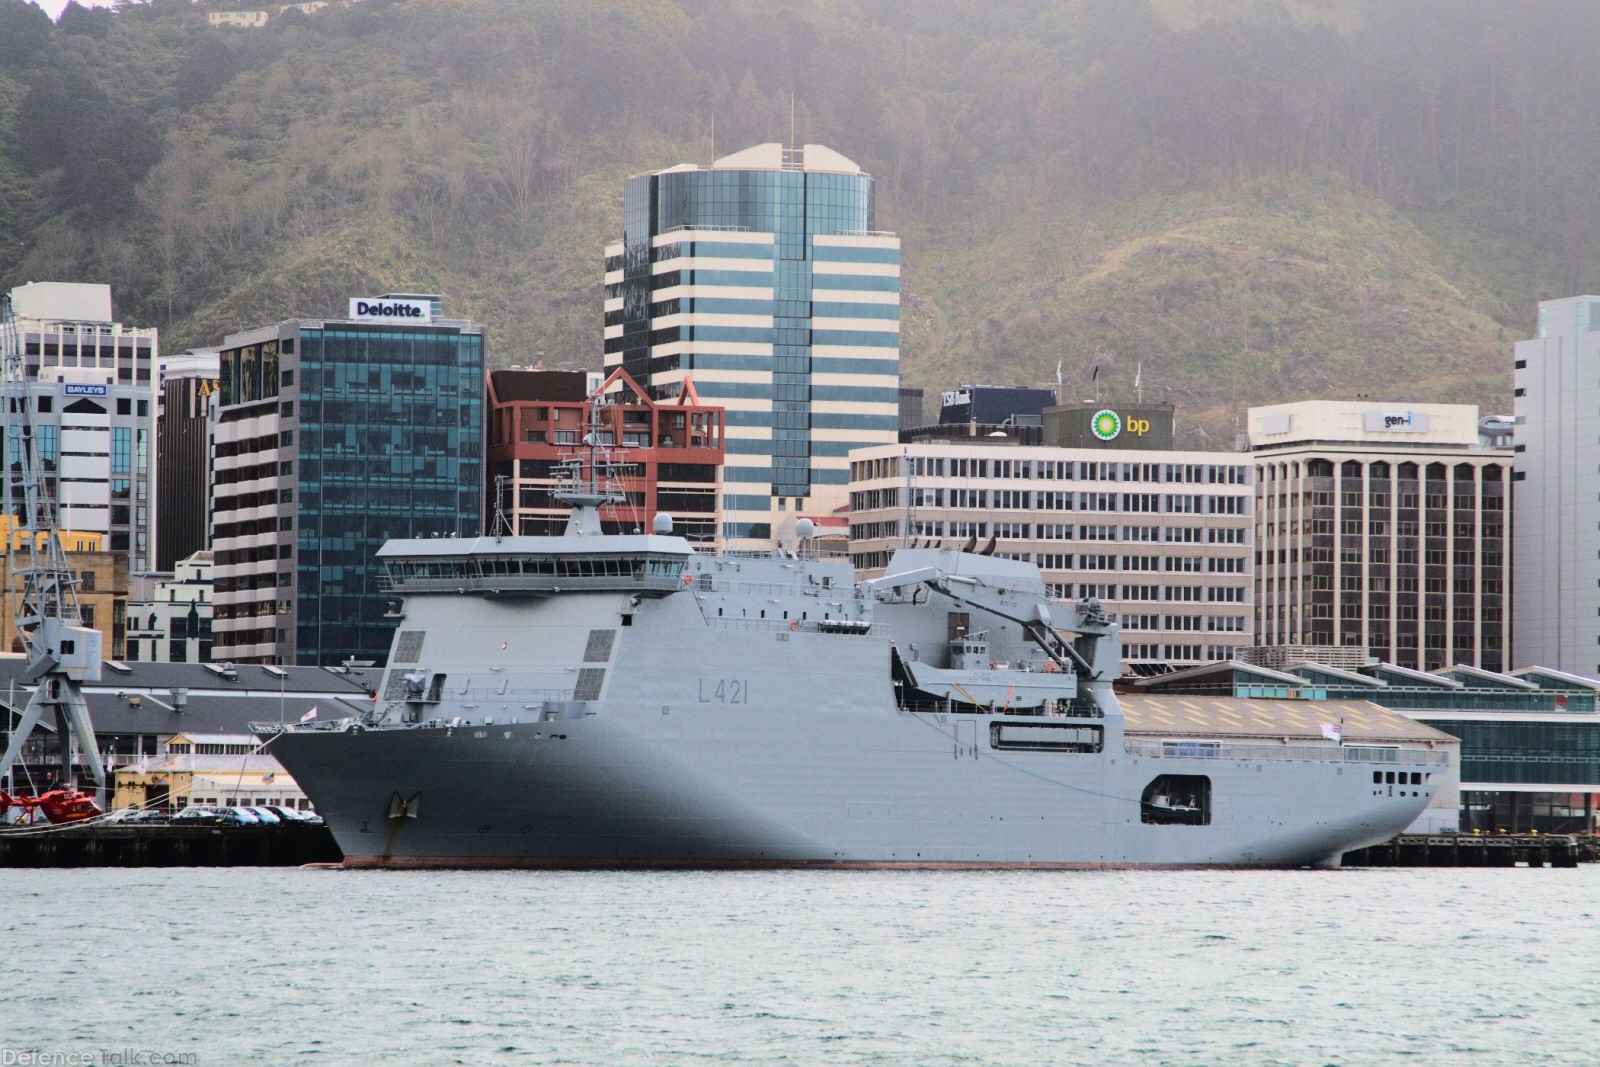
903 445 915 550
551 379 633 536
491 473 513 541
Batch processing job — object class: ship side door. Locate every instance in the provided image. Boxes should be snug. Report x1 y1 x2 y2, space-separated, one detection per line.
955 719 977 759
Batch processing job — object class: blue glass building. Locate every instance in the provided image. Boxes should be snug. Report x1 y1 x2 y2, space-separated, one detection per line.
605 143 900 545
212 295 484 665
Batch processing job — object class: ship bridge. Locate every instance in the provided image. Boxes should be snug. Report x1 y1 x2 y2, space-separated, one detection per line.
377 534 693 597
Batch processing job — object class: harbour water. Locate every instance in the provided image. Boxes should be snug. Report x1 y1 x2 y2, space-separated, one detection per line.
4 865 1597 1065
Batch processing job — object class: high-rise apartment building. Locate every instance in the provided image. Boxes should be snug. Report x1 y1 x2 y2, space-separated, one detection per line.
1249 401 1512 673
848 440 1254 672
154 349 219 570
6 282 159 570
211 294 484 666
486 368 724 541
605 143 900 546
1512 297 1600 673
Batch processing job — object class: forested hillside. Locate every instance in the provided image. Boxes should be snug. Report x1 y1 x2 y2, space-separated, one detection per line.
3 0 1599 442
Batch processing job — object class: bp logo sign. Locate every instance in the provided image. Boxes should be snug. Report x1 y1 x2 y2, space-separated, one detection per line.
1091 409 1122 441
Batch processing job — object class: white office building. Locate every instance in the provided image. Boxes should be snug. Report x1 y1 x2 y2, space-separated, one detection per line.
6 282 160 570
1513 297 1600 673
1249 401 1512 673
126 551 214 663
848 441 1254 673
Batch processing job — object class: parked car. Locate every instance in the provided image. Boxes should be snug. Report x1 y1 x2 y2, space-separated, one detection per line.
244 806 281 825
264 805 320 824
99 807 167 824
225 806 262 825
172 806 238 826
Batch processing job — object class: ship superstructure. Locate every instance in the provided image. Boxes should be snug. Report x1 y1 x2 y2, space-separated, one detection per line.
259 452 1445 868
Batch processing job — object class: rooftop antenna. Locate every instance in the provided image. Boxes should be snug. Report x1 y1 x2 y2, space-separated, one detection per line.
789 93 796 150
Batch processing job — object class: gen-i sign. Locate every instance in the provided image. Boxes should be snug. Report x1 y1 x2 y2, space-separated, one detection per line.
348 297 432 323
1363 410 1429 433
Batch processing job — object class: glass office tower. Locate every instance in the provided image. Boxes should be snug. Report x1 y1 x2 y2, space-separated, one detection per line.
604 143 900 545
212 296 484 665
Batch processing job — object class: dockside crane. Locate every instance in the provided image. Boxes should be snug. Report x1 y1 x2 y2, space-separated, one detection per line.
0 291 106 810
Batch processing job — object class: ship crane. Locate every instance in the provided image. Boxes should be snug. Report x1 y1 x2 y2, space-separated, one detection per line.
0 292 106 810
867 560 1121 681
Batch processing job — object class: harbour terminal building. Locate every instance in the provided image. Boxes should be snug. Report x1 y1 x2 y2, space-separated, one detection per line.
1137 658 1600 835
1248 401 1513 673
210 294 485 666
848 428 1253 675
605 143 900 547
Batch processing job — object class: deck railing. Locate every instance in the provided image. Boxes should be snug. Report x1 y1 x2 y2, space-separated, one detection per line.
1124 738 1449 766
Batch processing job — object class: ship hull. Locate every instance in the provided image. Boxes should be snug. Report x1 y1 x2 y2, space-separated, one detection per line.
267 707 1434 870
274 539 1446 870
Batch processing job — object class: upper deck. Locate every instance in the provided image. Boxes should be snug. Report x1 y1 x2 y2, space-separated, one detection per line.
377 533 695 596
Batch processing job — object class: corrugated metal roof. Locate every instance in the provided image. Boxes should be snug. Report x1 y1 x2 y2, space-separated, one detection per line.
1122 695 1455 745
121 753 284 774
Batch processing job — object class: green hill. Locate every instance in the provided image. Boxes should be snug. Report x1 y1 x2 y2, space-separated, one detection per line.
3 0 1597 444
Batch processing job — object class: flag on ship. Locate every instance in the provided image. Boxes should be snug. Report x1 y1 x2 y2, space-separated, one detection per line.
1319 722 1342 743
300 706 319 723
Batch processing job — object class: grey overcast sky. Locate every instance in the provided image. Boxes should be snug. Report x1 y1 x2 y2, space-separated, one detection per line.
36 0 118 16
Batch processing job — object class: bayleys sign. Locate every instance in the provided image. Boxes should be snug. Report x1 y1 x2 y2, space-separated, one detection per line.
348 297 432 323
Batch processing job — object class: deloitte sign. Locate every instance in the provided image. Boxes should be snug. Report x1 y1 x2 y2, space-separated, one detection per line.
348 297 432 323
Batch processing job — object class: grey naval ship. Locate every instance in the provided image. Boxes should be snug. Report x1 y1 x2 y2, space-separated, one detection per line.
259 457 1442 869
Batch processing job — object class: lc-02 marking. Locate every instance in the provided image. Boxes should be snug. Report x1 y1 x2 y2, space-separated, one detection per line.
697 678 750 704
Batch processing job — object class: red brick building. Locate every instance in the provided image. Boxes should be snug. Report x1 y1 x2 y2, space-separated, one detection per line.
486 368 724 542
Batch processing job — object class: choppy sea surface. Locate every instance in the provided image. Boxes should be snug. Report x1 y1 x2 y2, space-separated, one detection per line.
4 865 1598 1065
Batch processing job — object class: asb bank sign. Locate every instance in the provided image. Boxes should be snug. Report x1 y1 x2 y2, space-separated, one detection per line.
348 297 432 323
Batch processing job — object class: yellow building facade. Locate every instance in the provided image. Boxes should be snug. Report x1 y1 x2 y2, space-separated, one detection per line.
0 519 127 659
111 734 312 812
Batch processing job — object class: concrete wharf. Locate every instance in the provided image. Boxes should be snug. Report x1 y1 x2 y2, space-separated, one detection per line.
1344 832 1593 868
0 821 340 867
